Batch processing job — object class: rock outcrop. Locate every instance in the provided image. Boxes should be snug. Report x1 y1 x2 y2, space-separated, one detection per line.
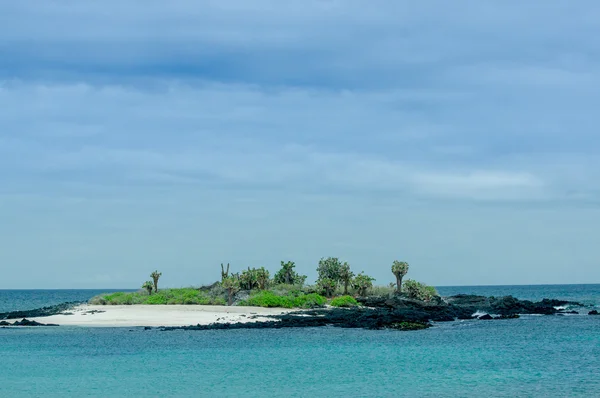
0 302 81 320
0 318 59 327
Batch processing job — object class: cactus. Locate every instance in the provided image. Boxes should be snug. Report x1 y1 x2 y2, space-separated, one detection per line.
222 276 240 306
391 261 409 293
142 281 154 295
220 263 230 282
352 272 375 297
274 261 306 286
150 270 162 293
339 262 355 295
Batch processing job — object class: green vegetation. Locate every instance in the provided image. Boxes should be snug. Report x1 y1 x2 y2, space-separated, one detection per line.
222 276 240 306
339 263 354 295
220 263 230 282
150 270 162 293
273 261 307 286
240 290 326 309
391 261 409 293
403 279 439 302
89 288 227 306
330 295 359 307
352 272 374 297
142 281 154 295
90 258 439 310
238 267 270 290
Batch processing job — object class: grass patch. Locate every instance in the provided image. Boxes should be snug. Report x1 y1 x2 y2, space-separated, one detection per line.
330 295 359 307
89 288 227 306
240 291 326 309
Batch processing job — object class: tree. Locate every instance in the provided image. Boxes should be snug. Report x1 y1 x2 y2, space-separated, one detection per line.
317 278 337 297
403 279 439 302
339 262 355 295
316 257 344 288
150 270 162 293
142 281 154 295
274 261 307 285
255 267 270 290
391 261 409 293
222 276 240 306
352 272 374 297
239 267 259 290
220 263 230 282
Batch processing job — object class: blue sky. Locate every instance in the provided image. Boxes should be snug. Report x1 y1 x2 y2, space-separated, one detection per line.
1 1 599 288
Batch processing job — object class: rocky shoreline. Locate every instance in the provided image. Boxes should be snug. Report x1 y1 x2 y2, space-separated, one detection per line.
159 294 589 332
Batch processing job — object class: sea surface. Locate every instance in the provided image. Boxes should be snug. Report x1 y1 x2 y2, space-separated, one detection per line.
1 285 599 397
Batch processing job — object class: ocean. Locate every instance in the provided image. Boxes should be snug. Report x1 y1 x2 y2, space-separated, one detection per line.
1 285 599 397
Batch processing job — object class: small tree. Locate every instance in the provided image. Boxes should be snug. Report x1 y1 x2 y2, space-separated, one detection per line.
256 267 270 290
222 276 240 306
239 267 259 290
150 270 162 293
274 261 307 285
352 272 374 297
221 263 230 282
317 257 344 282
317 278 336 298
339 262 355 295
391 261 409 293
142 281 154 295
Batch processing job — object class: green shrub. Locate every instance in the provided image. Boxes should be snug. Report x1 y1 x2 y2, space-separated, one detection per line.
240 291 326 309
293 293 327 308
330 295 359 307
403 280 439 302
145 294 168 305
242 291 295 308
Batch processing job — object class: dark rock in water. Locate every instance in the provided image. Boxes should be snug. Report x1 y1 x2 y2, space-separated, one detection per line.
444 294 490 307
0 301 81 320
497 314 520 319
4 318 59 327
478 314 494 320
144 326 153 330
589 310 599 315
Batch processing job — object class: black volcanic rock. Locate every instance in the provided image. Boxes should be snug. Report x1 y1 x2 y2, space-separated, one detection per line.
2 318 59 327
0 302 81 320
589 310 599 315
478 314 494 320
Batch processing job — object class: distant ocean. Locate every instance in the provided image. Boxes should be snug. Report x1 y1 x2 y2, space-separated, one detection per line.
1 285 599 397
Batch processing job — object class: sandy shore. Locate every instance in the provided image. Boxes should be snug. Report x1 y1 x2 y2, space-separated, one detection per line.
28 304 294 327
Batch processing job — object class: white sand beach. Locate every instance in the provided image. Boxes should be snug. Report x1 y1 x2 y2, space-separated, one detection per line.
28 304 294 327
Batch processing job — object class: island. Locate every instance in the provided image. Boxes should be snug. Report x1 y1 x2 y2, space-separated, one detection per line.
1 259 591 329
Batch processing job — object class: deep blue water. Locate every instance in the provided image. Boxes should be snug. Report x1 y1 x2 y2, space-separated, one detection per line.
1 285 599 397
0 289 136 313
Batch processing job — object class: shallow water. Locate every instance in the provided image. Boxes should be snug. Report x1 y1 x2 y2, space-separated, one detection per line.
1 285 599 397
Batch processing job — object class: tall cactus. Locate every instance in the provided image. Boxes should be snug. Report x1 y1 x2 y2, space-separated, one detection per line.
221 263 230 282
391 261 409 293
150 270 162 293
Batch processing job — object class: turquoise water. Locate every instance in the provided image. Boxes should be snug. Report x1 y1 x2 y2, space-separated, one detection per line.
1 285 599 397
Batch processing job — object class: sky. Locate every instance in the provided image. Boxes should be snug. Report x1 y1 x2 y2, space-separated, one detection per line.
1 1 599 289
